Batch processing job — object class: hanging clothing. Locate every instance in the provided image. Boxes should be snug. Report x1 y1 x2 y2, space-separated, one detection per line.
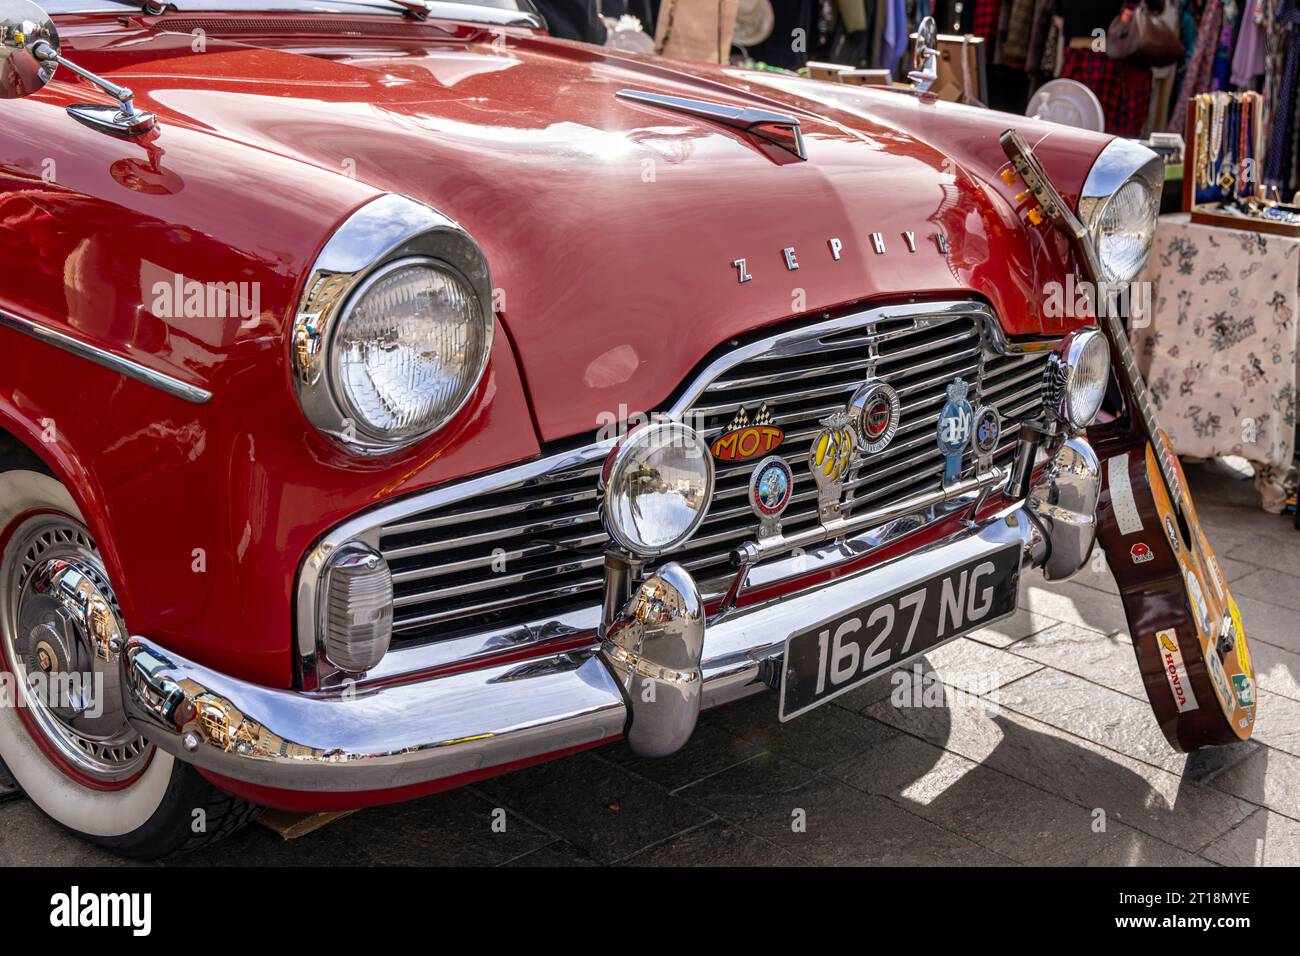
880 0 911 70
1169 0 1225 132
1231 0 1268 87
1052 0 1152 138
972 0 1003 44
1263 0 1300 190
1060 48 1153 137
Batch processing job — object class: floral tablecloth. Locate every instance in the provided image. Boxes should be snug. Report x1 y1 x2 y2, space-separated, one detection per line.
1133 214 1300 511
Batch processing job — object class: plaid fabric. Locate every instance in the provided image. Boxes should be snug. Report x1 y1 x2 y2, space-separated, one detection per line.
972 0 1002 43
1061 47 1152 138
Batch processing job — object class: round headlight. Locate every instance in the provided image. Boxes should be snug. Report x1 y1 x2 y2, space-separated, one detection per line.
331 256 491 444
1049 328 1111 429
1094 178 1158 283
601 423 715 559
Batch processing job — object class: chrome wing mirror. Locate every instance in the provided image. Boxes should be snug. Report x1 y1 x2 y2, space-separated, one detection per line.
1 0 155 136
908 15 939 94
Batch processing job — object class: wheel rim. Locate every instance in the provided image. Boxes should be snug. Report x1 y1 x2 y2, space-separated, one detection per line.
0 514 151 784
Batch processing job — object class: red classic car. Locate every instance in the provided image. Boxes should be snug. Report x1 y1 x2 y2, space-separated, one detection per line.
0 0 1163 857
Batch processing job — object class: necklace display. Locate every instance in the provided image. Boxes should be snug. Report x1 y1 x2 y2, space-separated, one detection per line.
1192 91 1264 204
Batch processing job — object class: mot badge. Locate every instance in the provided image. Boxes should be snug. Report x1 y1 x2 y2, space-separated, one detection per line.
809 410 855 521
709 404 784 462
970 404 1001 473
936 377 973 484
748 454 794 539
847 380 900 454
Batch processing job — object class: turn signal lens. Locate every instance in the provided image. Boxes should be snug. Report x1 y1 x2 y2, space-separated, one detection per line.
321 543 393 673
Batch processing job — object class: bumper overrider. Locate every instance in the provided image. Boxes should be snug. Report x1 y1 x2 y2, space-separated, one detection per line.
119 433 1101 798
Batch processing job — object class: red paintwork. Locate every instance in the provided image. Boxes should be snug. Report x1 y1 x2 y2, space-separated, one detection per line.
197 735 620 812
0 11 1107 700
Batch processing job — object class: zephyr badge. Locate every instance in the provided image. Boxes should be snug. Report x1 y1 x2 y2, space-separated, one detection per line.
936 377 973 484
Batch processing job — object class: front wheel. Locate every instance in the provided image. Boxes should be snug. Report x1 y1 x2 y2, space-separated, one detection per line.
0 467 257 858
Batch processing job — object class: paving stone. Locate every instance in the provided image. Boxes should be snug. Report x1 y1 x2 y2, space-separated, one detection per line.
1248 637 1300 703
733 774 1010 865
1008 622 1147 701
1248 689 1300 759
1020 578 1133 636
826 730 1208 867
0 800 151 867
757 699 901 771
1203 746 1300 822
601 692 774 791
965 604 1059 648
1231 594 1300 656
920 637 1044 696
865 693 1256 853
502 841 599 867
1230 567 1300 612
1202 809 1300 867
619 820 805 866
987 668 1186 773
675 751 820 824
473 752 713 865
184 786 551 867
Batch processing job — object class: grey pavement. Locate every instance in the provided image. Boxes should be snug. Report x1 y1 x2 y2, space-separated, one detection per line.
1 458 1296 866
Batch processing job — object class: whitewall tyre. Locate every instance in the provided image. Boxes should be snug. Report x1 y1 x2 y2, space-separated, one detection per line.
0 464 257 858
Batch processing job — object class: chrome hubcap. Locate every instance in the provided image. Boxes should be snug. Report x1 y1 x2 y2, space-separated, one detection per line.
1 516 150 782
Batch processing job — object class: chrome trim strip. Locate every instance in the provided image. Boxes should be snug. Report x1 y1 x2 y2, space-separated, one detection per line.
295 299 1048 677
0 306 212 404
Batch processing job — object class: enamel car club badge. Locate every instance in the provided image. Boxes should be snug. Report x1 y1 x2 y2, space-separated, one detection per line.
848 380 900 455
970 404 1001 472
710 405 784 462
936 378 973 484
749 455 794 539
810 410 856 521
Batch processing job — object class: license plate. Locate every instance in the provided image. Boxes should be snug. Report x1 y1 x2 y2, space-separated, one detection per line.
778 546 1021 721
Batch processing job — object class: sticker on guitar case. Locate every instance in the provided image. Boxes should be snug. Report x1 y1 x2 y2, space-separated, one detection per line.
1106 454 1144 535
1130 542 1154 564
1207 651 1234 712
1231 599 1251 678
1157 629 1198 713
1186 571 1213 636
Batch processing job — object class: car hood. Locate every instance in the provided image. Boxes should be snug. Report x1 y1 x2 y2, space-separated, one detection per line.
65 16 1110 442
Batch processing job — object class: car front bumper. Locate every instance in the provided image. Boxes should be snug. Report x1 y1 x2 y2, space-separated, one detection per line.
120 436 1100 798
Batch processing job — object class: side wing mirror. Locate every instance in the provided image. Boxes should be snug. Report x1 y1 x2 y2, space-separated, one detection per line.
1 0 155 136
1 0 58 98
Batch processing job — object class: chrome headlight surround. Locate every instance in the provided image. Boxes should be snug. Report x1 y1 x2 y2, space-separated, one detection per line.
1044 327 1111 429
600 423 715 560
291 194 494 454
1077 139 1164 284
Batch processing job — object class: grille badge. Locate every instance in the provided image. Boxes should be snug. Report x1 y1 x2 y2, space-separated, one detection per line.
809 410 856 521
748 455 794 540
710 404 784 462
848 380 901 455
937 377 974 484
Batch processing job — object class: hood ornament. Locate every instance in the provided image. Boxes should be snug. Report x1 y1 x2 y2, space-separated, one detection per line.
617 89 807 162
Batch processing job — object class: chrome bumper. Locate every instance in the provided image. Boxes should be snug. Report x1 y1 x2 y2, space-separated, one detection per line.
120 437 1100 794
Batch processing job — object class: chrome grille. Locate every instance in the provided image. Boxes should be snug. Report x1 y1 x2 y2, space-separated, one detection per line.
379 304 1055 642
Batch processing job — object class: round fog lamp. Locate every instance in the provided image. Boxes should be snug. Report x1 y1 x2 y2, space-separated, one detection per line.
1050 328 1111 429
601 423 715 559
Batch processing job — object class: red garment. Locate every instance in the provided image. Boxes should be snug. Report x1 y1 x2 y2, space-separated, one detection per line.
972 0 1003 43
1060 47 1152 138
